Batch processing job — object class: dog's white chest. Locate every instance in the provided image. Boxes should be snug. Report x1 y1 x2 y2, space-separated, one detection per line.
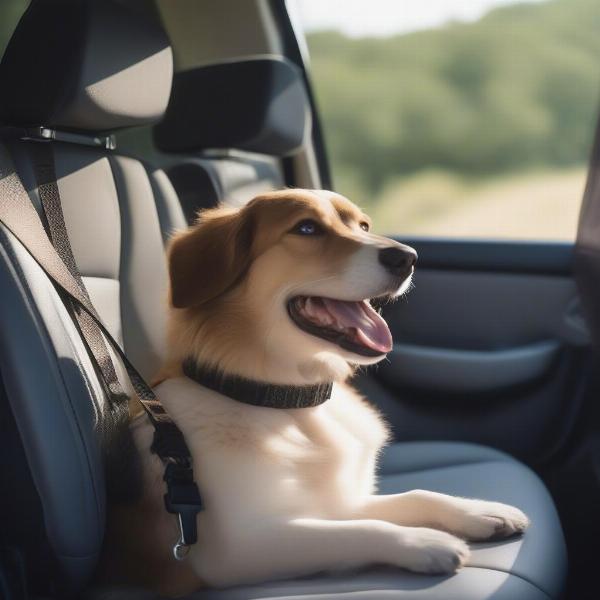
153 378 389 523
257 386 389 517
287 409 365 509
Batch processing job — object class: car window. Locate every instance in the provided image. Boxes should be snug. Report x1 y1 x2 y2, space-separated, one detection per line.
296 0 600 240
0 1 27 58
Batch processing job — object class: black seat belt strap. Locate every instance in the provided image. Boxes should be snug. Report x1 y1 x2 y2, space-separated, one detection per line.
29 142 128 410
0 143 201 560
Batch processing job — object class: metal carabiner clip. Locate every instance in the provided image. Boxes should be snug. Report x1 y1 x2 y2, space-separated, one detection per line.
173 513 192 561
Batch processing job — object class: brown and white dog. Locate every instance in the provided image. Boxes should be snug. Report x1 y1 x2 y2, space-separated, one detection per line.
103 189 529 596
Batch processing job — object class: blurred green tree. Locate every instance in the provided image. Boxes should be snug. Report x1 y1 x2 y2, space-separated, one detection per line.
0 1 27 57
306 0 600 201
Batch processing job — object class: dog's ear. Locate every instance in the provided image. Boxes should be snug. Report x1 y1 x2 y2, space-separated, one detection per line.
167 206 254 309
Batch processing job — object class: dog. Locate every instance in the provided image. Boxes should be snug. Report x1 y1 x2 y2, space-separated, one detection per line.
101 189 529 597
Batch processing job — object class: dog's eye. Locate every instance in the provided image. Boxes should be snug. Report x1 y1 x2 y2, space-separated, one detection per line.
291 219 323 236
359 221 370 232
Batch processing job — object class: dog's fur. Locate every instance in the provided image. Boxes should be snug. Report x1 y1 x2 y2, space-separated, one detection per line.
102 189 529 597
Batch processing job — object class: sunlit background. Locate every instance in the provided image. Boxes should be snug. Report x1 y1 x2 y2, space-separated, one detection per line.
1 1 598 240
296 0 600 239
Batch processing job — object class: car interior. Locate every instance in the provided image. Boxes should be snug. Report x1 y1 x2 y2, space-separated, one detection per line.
0 0 599 599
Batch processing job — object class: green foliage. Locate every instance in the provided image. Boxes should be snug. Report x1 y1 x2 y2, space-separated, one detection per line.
306 0 600 201
0 1 28 57
1 0 597 227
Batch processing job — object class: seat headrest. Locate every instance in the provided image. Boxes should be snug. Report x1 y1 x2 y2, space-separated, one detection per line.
0 0 172 133
153 57 311 157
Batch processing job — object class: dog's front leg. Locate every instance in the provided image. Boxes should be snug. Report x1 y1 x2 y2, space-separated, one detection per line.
196 517 469 587
356 491 529 542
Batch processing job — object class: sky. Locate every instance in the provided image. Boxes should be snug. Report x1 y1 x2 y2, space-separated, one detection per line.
294 0 546 38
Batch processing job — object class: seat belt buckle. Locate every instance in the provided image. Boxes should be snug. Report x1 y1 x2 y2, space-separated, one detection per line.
163 461 203 560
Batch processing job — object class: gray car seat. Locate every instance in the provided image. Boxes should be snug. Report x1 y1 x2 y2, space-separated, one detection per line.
0 0 186 595
0 1 566 599
153 57 297 220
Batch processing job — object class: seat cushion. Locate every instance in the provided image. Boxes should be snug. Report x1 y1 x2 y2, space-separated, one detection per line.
378 442 566 598
178 441 566 600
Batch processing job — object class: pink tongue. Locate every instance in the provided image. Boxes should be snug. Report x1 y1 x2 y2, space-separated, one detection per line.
321 298 393 354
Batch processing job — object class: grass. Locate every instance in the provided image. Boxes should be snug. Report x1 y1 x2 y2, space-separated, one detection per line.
364 166 587 240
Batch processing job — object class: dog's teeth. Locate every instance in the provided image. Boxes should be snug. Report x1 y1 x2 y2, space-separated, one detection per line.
305 298 317 317
295 297 363 341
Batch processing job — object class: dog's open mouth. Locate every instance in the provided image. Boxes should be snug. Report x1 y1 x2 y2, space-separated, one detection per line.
287 296 393 357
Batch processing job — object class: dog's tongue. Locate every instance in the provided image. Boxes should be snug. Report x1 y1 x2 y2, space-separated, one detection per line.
321 298 393 354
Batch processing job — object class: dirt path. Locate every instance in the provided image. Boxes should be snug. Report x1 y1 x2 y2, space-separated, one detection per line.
373 168 586 241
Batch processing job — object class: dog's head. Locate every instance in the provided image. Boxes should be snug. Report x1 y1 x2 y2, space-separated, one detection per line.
166 189 416 384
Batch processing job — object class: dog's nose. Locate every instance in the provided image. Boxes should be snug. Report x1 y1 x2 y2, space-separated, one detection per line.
378 246 417 276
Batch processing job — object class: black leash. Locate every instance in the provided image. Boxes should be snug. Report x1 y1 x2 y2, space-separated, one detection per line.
0 142 202 561
182 358 332 409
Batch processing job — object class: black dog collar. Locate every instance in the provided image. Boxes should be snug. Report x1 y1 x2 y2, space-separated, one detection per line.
182 358 333 409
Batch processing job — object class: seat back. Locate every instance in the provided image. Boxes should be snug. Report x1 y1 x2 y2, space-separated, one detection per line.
153 56 311 218
166 154 285 221
0 0 185 593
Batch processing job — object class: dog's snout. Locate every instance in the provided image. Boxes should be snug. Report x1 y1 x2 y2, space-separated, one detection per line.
378 246 417 276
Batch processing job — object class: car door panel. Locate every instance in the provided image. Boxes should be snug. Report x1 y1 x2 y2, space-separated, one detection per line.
380 339 560 394
360 238 591 465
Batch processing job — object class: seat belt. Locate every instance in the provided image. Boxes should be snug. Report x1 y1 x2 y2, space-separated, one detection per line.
0 142 202 561
29 142 129 413
29 141 144 504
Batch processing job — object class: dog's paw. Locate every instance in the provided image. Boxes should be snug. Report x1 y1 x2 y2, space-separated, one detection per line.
447 499 530 542
396 528 470 574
